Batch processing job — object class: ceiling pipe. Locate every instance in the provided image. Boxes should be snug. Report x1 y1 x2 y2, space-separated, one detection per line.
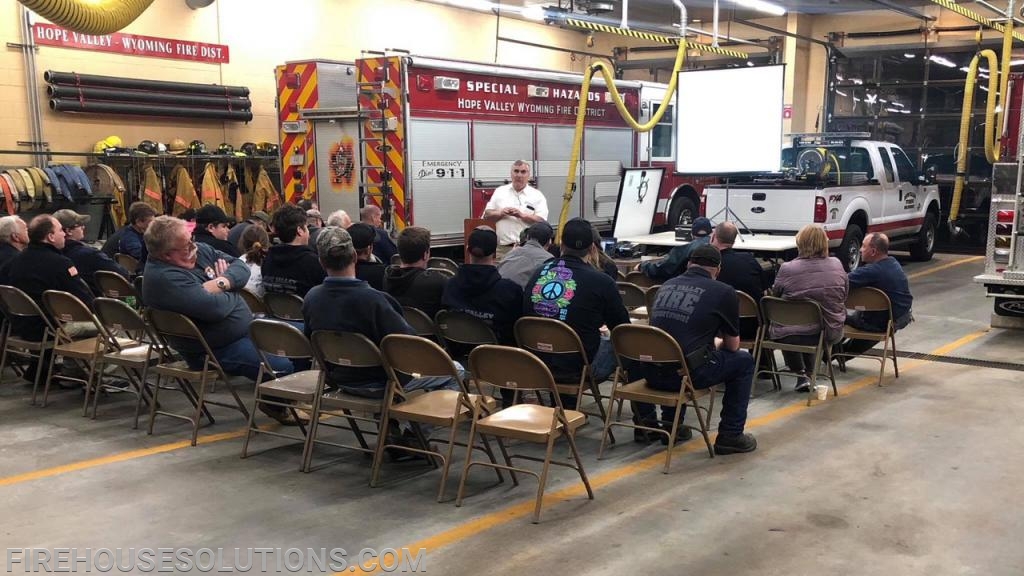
17 0 155 35
672 0 687 38
713 0 720 47
620 0 629 29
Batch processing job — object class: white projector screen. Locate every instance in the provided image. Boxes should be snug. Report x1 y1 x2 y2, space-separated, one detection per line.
675 65 785 174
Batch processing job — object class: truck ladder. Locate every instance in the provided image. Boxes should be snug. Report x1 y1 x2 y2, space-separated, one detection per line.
356 59 400 231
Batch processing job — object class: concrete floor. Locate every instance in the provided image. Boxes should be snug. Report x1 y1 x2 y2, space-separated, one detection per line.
2 252 1023 575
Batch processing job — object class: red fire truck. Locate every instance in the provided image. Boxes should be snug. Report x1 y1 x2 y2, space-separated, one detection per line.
275 55 719 245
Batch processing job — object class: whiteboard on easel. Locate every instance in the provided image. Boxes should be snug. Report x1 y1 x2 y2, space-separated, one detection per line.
675 65 785 174
612 167 665 239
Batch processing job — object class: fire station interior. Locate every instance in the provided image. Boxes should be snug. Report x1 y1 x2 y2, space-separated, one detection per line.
3 0 1024 574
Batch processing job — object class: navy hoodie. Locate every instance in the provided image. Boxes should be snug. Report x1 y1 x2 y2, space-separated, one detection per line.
261 243 325 297
442 263 523 345
384 266 449 319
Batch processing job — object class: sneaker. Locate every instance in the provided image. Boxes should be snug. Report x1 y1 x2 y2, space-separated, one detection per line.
660 424 693 446
794 376 811 393
714 433 757 455
633 418 661 444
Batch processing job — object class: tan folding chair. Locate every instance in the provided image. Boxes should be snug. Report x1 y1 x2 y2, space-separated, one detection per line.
94 270 138 301
114 253 140 275
737 290 779 392
644 285 661 313
263 292 304 322
241 319 320 465
617 281 648 321
514 317 612 439
92 297 161 426
832 287 899 387
402 306 437 340
239 289 267 316
146 308 249 445
434 309 497 361
458 345 593 523
304 331 390 473
616 269 627 281
599 324 715 473
755 296 838 406
0 285 57 404
625 270 656 289
375 334 500 502
428 256 460 274
390 254 402 265
427 267 455 278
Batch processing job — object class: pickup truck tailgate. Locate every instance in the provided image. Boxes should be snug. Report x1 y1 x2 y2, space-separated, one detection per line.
704 185 819 232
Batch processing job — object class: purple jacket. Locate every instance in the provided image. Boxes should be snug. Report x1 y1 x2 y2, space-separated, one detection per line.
770 256 849 342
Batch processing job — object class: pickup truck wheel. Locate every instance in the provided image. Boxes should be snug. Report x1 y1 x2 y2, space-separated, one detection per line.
910 212 937 261
838 224 864 272
668 196 697 228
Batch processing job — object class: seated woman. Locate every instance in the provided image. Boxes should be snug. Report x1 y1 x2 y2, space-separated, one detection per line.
770 224 848 392
239 225 270 297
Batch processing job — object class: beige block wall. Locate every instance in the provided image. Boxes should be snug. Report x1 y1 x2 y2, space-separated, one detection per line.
0 0 634 166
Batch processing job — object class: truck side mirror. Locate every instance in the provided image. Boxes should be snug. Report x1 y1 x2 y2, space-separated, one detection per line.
921 165 937 184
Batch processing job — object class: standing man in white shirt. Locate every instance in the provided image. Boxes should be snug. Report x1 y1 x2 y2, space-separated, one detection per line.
483 160 549 259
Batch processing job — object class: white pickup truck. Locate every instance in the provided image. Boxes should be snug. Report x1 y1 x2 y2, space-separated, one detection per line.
703 134 941 270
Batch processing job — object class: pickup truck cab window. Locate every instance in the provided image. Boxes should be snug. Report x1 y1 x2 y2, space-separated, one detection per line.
879 148 896 183
781 146 874 182
891 147 918 182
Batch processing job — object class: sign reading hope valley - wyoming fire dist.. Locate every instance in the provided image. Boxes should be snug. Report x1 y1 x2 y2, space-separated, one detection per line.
32 23 230 64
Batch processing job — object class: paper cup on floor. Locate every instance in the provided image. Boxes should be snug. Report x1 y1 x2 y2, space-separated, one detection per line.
814 385 828 401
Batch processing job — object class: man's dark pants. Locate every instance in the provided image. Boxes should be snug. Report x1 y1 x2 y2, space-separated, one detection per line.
634 348 754 436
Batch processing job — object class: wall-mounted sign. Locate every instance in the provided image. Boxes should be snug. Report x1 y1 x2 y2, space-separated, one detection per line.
32 23 230 64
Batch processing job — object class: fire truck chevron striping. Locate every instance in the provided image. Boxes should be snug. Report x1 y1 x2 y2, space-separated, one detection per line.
276 62 321 203
358 56 408 228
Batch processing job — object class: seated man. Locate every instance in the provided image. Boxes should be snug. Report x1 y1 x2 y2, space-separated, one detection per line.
497 221 555 288
142 216 295 423
347 223 386 290
117 201 157 266
54 209 130 295
303 226 458 398
360 204 397 264
0 215 28 281
842 232 913 356
384 226 449 319
261 203 326 297
634 244 757 454
639 217 713 282
523 218 630 409
193 204 240 257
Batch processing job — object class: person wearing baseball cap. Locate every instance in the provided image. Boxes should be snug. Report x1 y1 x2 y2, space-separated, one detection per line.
639 216 714 282
226 210 270 253
193 204 240 257
633 242 758 455
522 217 630 410
442 226 523 406
347 222 385 290
54 209 129 295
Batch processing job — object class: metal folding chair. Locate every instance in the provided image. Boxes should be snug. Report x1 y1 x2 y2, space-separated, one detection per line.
427 257 460 274
832 287 899 386
402 306 437 340
92 297 161 426
238 289 268 316
625 271 656 289
263 292 304 322
114 253 140 275
737 290 779 393
755 296 838 406
0 285 56 405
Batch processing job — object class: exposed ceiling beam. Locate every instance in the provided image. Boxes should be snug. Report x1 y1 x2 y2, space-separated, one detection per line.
865 0 936 21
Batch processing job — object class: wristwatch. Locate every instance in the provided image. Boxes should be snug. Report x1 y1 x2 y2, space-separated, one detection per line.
216 278 229 290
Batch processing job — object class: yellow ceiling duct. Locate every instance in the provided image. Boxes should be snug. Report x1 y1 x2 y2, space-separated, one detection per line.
18 0 156 35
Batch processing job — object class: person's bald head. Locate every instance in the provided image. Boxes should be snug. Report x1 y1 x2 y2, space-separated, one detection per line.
712 221 738 248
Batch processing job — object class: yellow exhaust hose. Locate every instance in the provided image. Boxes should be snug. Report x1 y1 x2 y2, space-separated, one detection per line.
950 6 1014 224
18 0 155 35
555 39 687 243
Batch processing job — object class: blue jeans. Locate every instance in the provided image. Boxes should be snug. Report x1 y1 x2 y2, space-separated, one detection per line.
633 348 754 436
555 337 616 410
183 336 294 381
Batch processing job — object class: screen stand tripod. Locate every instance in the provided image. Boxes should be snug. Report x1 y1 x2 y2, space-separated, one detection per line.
706 177 755 237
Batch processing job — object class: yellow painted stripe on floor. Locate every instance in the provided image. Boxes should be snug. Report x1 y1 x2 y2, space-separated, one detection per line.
342 328 991 575
907 255 983 280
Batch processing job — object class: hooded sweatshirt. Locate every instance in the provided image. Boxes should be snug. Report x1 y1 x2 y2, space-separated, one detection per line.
261 243 325 297
383 266 448 319
442 263 523 345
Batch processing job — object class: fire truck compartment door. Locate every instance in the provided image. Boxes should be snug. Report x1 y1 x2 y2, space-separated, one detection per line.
409 119 471 237
471 122 535 214
536 126 579 222
313 117 362 220
584 128 634 222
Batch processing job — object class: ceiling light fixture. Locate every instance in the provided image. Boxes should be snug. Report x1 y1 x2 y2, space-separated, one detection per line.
928 55 956 68
521 4 547 20
729 0 786 16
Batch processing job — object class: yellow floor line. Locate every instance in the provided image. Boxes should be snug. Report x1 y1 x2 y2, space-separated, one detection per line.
343 328 991 575
907 255 983 280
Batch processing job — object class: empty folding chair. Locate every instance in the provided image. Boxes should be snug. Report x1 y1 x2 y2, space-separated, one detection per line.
428 267 455 278
0 285 57 404
94 270 138 301
304 331 390 473
263 292 304 322
755 296 838 406
832 287 899 386
625 271 656 289
114 253 140 275
92 297 161 426
402 306 437 340
375 334 500 502
238 289 267 316
434 309 497 363
617 281 648 321
599 324 715 473
146 308 249 446
427 257 460 274
458 345 593 523
514 317 612 437
644 284 661 313
241 319 320 465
